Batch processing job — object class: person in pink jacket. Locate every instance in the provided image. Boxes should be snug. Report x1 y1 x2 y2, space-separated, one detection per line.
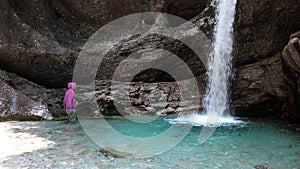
63 82 76 121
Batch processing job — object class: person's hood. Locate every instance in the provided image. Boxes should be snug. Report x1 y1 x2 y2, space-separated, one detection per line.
68 82 76 89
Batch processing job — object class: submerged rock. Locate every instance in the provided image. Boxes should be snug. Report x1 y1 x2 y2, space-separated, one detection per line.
254 164 270 169
99 147 133 158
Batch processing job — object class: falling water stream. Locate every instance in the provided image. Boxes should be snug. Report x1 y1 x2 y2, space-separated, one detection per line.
204 0 237 117
169 0 240 126
10 96 17 113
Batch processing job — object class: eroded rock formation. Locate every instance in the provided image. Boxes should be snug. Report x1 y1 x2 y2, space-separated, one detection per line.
0 0 207 88
232 0 300 117
0 70 53 120
0 69 66 120
282 31 300 122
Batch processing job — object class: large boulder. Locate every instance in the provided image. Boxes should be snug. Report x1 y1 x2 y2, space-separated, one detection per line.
281 31 300 122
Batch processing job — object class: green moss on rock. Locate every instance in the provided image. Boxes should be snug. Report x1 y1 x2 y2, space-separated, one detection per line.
0 115 43 122
198 0 217 38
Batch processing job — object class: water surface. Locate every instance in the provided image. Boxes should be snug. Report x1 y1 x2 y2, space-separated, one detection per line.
0 117 299 169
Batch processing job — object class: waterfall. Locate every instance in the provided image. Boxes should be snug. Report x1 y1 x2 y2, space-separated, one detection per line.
204 0 237 117
168 0 242 127
10 96 17 113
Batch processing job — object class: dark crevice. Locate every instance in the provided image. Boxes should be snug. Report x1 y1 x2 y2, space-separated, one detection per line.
132 68 176 83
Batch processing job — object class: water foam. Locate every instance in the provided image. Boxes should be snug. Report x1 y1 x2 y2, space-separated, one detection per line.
167 114 244 127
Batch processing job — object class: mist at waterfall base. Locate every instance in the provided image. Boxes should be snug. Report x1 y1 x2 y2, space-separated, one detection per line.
168 0 241 127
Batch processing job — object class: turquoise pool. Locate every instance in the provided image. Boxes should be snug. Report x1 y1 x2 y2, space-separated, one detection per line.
0 117 299 168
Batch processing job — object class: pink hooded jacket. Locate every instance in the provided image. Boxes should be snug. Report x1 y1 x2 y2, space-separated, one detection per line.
63 82 76 110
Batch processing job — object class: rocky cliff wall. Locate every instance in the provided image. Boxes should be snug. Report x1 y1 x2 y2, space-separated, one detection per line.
0 0 207 88
0 0 300 120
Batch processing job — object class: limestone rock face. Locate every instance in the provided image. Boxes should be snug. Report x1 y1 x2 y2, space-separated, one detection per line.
0 69 64 120
231 0 300 117
0 0 207 88
235 0 300 66
281 31 300 122
0 76 52 120
233 53 286 117
93 80 201 117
